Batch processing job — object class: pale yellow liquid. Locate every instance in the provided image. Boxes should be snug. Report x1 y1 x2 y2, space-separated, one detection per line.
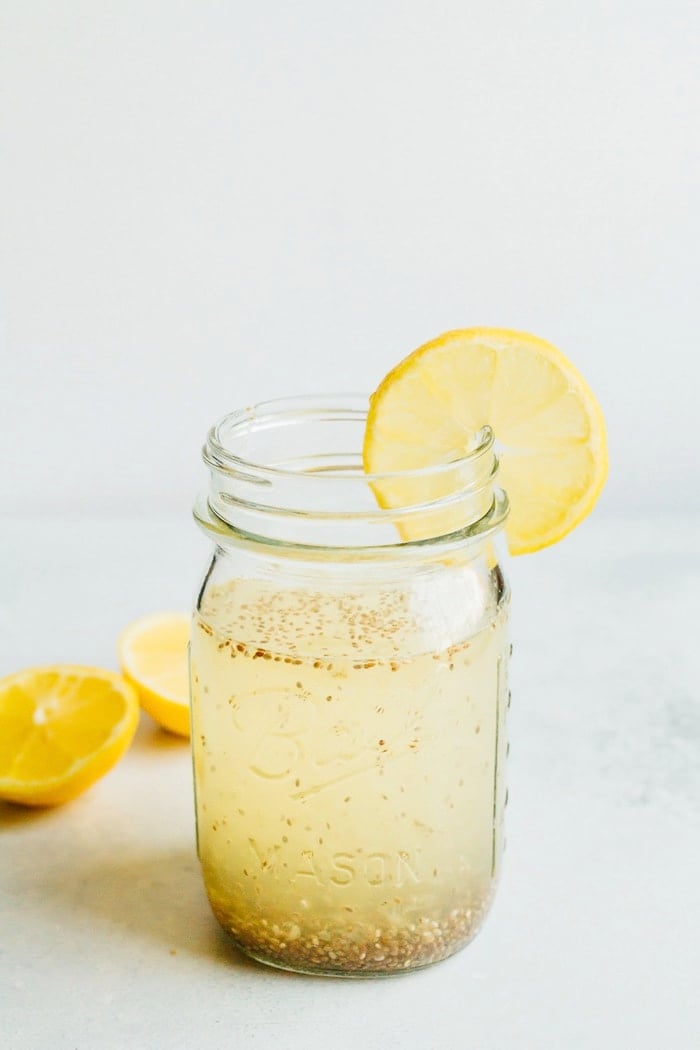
190 577 508 975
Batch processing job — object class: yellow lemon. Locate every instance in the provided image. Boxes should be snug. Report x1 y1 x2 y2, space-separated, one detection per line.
118 612 191 737
363 327 608 554
0 665 139 806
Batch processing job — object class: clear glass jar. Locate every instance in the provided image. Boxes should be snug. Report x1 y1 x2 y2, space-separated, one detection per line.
190 395 510 976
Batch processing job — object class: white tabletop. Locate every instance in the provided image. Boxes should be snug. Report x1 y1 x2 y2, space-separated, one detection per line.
1 514 697 1050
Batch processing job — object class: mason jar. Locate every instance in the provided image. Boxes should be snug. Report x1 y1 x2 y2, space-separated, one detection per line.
190 395 510 976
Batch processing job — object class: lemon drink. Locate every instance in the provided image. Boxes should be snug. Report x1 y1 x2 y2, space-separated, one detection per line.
190 574 509 974
191 327 607 975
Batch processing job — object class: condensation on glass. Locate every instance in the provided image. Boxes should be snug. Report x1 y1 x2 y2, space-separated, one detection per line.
190 396 510 976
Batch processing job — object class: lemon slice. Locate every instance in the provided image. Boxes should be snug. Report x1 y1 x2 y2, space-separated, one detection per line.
0 665 139 806
118 613 191 737
363 328 608 554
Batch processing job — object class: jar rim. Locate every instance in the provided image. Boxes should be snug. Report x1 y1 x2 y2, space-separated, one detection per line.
198 394 508 552
203 394 495 483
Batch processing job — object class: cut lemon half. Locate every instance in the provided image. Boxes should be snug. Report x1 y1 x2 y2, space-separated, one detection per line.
0 665 139 806
363 328 608 555
118 613 191 737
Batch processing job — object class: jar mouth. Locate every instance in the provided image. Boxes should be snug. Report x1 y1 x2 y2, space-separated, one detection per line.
204 394 494 485
198 394 508 551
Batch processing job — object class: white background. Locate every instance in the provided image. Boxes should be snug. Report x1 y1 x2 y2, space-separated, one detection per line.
1 8 700 1048
1 0 699 516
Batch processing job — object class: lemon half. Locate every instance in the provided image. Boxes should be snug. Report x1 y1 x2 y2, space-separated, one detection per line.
0 665 139 806
118 612 191 737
